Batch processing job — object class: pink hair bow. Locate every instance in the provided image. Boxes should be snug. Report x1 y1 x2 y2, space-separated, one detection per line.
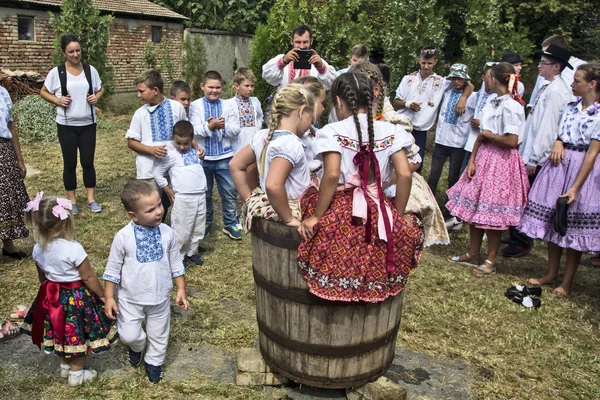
24 191 44 212
52 198 72 220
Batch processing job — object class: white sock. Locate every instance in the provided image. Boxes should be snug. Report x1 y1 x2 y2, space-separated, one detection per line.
70 369 83 377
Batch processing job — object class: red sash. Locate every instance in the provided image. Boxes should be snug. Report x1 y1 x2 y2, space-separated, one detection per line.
32 280 84 349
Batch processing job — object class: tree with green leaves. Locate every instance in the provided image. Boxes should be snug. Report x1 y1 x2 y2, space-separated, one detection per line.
152 0 273 34
49 0 114 93
181 34 209 99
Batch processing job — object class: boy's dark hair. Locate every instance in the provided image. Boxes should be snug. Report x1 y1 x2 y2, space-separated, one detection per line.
291 23 312 40
173 120 194 139
376 63 391 86
544 55 568 72
121 180 158 212
351 44 368 59
202 70 223 84
135 69 164 93
170 80 191 97
419 46 438 60
542 35 569 50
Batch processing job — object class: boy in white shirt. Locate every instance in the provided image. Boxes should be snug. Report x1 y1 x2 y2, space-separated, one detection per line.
125 69 188 184
427 64 474 204
169 80 192 117
154 121 207 266
225 68 264 153
103 180 189 384
393 47 473 172
189 70 242 239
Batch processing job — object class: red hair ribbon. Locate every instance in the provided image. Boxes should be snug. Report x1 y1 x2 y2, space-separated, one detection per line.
507 74 525 106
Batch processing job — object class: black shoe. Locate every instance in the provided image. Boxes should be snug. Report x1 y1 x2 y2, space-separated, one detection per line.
197 245 207 253
500 237 516 245
128 347 142 367
500 244 531 258
185 254 204 266
505 285 542 298
507 293 541 309
145 362 163 383
2 249 27 260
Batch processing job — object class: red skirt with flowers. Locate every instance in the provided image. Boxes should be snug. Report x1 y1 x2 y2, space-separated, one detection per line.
297 189 424 303
21 285 118 357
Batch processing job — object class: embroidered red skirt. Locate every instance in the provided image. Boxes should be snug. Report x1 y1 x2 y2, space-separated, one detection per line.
297 189 424 303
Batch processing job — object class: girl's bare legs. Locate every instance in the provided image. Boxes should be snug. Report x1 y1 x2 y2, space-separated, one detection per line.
529 242 562 285
485 229 502 264
468 224 484 260
553 249 582 296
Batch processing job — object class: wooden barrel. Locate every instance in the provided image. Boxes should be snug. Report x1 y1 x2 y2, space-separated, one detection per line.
251 217 403 389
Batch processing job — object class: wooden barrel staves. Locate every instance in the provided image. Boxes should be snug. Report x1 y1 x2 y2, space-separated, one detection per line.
251 217 403 389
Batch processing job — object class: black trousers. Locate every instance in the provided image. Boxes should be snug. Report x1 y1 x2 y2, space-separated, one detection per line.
427 143 465 195
412 129 428 174
57 123 97 191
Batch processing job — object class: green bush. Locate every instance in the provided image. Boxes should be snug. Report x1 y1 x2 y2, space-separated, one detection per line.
181 34 208 99
13 95 57 145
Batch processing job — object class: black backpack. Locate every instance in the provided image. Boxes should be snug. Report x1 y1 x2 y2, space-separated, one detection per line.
57 63 95 122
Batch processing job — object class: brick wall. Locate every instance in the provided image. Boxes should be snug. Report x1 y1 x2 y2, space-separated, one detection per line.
107 18 183 92
0 7 183 93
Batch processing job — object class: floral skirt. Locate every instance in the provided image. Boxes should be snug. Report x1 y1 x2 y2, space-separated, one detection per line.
518 147 600 252
446 141 529 230
0 139 29 241
240 187 302 232
21 285 118 357
297 189 424 303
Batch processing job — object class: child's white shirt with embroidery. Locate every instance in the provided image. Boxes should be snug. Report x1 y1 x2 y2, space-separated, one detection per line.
103 222 185 305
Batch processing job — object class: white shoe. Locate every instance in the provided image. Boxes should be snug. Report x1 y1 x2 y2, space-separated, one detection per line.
445 217 463 231
68 368 97 386
60 363 71 379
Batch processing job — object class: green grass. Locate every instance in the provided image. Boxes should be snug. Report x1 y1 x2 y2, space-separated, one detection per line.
0 114 599 399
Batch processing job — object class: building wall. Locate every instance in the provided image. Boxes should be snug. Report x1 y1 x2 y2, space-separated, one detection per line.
0 7 184 93
187 28 253 82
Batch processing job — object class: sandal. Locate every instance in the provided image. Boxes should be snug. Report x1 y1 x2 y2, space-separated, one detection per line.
473 260 496 276
0 320 22 341
10 305 29 319
447 252 480 266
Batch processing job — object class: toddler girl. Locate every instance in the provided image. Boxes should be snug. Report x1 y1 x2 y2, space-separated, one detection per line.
446 62 529 275
21 193 117 386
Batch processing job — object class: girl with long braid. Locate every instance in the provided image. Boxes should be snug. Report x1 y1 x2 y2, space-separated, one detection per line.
297 73 424 302
350 61 450 247
230 83 316 229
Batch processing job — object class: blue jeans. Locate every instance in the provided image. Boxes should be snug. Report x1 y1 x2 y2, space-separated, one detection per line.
203 157 238 227
412 129 428 173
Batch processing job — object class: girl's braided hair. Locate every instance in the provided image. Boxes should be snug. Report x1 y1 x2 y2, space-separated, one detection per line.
258 83 315 176
349 61 386 117
331 72 375 155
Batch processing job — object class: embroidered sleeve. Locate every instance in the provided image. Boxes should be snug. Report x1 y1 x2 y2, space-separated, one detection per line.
389 124 414 155
103 231 126 284
166 229 185 278
262 54 286 87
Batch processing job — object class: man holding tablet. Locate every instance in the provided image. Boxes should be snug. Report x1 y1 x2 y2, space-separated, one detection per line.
262 24 337 90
